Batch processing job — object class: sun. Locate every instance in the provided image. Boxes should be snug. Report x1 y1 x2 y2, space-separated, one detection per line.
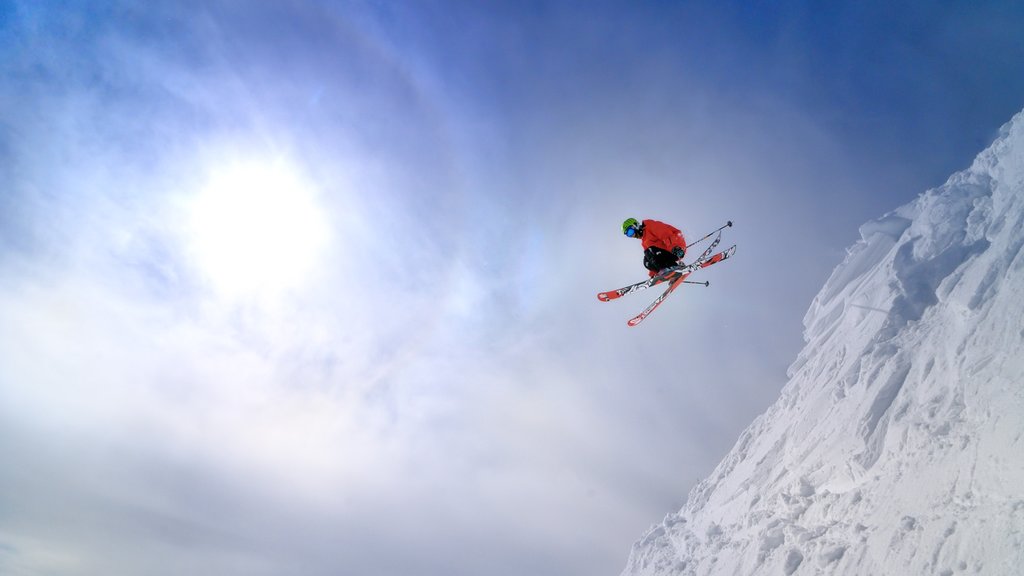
186 159 330 301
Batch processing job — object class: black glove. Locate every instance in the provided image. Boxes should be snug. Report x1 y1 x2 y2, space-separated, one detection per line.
672 246 686 260
644 247 679 271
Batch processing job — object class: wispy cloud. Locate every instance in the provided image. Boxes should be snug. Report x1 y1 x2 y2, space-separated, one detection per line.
3 2 1024 575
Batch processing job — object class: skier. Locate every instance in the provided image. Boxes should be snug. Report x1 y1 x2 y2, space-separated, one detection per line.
622 217 687 277
601 219 734 325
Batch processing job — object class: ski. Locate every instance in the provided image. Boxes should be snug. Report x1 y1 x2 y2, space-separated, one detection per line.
626 244 736 327
597 269 678 302
597 233 723 302
697 244 736 269
627 270 689 327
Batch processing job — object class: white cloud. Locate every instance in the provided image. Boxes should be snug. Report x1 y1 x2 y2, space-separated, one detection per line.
5 2 1019 576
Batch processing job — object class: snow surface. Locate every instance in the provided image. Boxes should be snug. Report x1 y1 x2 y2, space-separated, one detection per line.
622 110 1024 576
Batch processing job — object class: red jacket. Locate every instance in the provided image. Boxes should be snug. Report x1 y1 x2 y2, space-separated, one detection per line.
641 219 686 253
641 219 686 276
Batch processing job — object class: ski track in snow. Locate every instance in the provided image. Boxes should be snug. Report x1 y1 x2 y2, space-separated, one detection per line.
621 110 1024 576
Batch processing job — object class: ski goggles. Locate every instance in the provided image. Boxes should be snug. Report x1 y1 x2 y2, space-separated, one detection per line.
624 225 638 237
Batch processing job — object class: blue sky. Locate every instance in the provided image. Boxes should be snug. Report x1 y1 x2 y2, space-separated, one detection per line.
2 2 1024 575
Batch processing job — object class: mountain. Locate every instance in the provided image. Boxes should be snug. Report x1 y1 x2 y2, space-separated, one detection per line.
622 110 1024 576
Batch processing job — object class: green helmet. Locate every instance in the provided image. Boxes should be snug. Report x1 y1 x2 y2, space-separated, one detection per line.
622 217 640 237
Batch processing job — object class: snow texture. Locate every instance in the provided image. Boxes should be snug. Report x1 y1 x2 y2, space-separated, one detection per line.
622 110 1024 576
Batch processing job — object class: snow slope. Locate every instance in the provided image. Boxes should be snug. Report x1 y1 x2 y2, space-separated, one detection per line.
622 110 1024 576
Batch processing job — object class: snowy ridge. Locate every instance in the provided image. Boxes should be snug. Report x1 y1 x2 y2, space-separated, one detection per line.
622 110 1024 576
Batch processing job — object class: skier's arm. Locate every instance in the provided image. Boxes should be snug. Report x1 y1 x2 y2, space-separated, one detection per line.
658 226 687 260
648 220 686 255
668 225 686 260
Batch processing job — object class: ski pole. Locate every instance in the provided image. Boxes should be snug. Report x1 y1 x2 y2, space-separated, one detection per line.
682 280 710 287
685 221 732 250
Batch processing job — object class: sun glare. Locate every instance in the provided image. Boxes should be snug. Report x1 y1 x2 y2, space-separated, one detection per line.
187 160 330 300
